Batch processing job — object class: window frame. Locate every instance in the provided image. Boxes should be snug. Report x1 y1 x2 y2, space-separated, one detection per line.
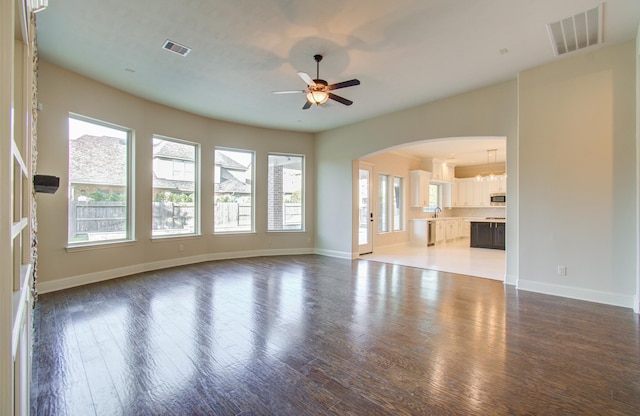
151 135 200 239
67 113 135 247
213 147 255 234
267 153 305 232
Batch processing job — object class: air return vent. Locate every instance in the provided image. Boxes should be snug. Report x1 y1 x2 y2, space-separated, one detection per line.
547 5 602 56
162 39 191 57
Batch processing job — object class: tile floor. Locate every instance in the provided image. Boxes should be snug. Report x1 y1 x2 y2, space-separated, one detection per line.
361 237 506 280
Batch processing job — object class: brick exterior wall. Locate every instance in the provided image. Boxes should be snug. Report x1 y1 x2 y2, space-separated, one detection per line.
268 165 284 230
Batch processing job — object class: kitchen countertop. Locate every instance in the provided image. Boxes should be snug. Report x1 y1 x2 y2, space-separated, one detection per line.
466 217 506 223
410 217 506 223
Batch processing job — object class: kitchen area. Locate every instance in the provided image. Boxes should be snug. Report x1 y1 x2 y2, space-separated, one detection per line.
408 153 506 247
360 139 507 280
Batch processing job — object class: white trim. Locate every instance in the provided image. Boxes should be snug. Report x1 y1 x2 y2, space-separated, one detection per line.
37 248 315 294
313 248 355 260
635 24 640 315
504 272 518 286
517 279 636 310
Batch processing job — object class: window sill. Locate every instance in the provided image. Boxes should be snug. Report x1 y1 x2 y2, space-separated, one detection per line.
66 239 136 252
213 231 256 236
151 233 202 242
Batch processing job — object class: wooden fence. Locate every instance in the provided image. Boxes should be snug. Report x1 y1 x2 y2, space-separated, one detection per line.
70 201 299 237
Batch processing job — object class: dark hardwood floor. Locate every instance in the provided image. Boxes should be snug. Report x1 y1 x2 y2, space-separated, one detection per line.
31 255 640 415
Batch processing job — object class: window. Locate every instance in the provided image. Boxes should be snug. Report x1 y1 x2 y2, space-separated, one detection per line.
378 174 390 233
429 183 441 208
68 115 133 245
214 148 254 233
393 176 404 231
152 136 199 237
268 154 304 231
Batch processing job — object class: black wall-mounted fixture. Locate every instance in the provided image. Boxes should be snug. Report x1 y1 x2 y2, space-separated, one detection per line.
33 174 60 194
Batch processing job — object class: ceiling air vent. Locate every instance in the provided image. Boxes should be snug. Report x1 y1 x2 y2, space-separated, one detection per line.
547 5 602 56
162 39 191 57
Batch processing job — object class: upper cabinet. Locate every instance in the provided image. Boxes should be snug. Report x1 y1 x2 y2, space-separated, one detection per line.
409 170 431 207
453 175 506 207
430 158 455 182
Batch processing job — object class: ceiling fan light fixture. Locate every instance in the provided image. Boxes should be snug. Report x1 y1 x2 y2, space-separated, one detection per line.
307 91 329 105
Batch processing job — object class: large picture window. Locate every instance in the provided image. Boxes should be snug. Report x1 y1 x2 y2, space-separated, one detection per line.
152 136 199 237
214 148 254 233
68 115 133 245
267 154 304 231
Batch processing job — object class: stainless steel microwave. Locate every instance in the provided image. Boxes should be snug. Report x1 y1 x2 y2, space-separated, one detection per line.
490 193 506 205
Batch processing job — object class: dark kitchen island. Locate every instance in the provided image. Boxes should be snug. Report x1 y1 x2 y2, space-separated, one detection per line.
470 219 505 250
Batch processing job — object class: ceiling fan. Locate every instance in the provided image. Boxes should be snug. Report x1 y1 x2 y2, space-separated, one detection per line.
273 54 360 110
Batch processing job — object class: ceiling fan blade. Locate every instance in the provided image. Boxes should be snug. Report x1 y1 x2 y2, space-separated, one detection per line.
302 100 312 110
327 79 360 91
297 71 316 87
328 93 353 106
272 90 306 94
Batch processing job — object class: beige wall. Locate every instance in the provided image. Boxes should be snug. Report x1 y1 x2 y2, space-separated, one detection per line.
36 61 315 291
316 41 638 308
315 80 518 276
517 41 637 306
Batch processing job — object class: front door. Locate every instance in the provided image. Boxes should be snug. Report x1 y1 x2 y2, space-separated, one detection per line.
358 164 373 254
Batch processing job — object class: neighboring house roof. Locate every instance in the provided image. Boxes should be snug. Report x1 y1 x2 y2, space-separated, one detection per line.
71 135 253 195
153 139 194 161
153 176 194 193
215 152 247 171
70 135 126 186
215 175 250 194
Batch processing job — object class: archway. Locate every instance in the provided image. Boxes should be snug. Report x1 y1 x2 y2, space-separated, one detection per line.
355 136 508 281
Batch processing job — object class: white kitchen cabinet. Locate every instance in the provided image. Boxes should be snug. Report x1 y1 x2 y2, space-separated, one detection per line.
450 182 457 207
410 170 431 207
480 180 492 206
454 177 504 207
431 158 456 182
497 174 507 193
458 178 478 207
435 220 446 243
454 179 470 207
446 220 458 241
487 174 507 195
442 183 453 208
458 219 470 238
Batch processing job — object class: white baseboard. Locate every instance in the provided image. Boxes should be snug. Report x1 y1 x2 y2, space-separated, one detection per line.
37 248 315 294
504 272 518 286
313 248 356 259
517 279 636 310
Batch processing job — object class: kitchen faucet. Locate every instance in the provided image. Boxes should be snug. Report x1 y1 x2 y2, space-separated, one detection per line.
434 206 442 218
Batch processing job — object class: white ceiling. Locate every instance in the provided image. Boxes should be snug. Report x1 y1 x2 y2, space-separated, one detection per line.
35 1 640 164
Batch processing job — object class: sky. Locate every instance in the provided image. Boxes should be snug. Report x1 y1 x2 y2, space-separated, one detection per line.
68 116 127 140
